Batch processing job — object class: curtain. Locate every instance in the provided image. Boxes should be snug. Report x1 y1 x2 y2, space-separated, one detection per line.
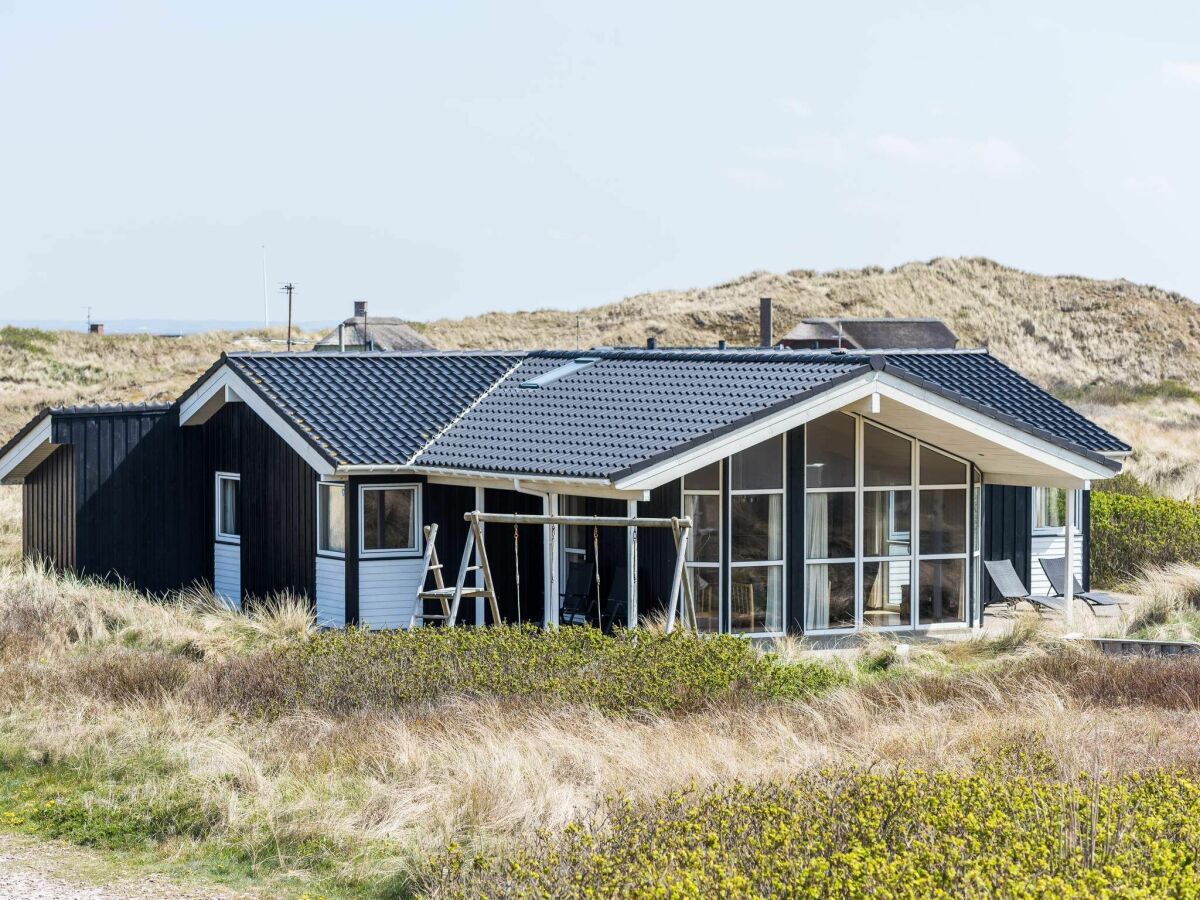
805 494 830 629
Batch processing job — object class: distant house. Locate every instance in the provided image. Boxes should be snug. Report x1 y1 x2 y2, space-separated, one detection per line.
778 318 958 351
313 301 435 353
1 340 1128 637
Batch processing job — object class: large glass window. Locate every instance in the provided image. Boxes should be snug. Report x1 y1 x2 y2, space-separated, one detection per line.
684 462 721 633
730 435 785 634
360 485 419 555
916 447 967 626
215 473 240 543
862 424 913 627
317 481 346 554
805 414 857 630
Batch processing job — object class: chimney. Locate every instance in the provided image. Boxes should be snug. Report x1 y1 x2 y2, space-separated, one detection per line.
88 323 104 336
759 298 773 348
718 339 727 350
354 300 368 318
337 323 346 352
646 336 658 350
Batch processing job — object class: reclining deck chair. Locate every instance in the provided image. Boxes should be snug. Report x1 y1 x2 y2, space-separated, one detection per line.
559 559 597 626
1039 556 1123 614
984 559 1066 615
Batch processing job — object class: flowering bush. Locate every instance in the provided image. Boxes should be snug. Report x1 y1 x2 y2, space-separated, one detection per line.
431 752 1200 897
194 624 845 716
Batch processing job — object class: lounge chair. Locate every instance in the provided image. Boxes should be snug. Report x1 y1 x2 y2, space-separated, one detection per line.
1039 556 1123 613
984 559 1066 615
559 559 597 626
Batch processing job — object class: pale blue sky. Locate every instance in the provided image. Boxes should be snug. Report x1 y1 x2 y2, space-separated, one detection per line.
2 1 1198 326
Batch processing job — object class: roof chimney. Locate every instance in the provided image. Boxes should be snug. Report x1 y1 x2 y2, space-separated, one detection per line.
88 323 104 336
646 336 657 350
354 300 368 318
759 298 773 348
718 339 727 350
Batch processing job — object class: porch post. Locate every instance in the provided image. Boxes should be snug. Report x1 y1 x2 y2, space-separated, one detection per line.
474 486 485 626
1064 487 1075 627
544 493 559 628
626 498 639 629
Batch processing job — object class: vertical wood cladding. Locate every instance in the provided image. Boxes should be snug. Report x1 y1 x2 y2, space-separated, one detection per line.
200 404 318 607
22 444 75 571
636 479 680 620
982 484 1031 605
482 488 544 623
422 482 477 624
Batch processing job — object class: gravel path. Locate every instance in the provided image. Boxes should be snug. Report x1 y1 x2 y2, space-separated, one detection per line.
0 835 236 899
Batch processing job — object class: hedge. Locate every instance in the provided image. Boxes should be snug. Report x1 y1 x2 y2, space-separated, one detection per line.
1091 491 1200 587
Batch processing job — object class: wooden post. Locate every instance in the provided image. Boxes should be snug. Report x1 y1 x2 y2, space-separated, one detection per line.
1064 487 1075 627
544 493 559 628
626 499 638 629
474 487 485 626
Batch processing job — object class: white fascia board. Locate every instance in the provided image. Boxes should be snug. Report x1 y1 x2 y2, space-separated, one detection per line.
340 464 649 501
871 376 1117 482
0 416 54 484
613 370 1118 492
180 365 336 477
982 472 1092 490
613 373 879 491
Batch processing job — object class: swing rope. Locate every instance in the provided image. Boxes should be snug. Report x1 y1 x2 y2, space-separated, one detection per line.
513 523 522 624
592 524 602 626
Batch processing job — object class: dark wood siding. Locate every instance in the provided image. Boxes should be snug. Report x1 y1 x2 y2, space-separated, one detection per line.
199 404 319 608
483 488 544 624
636 480 680 621
22 444 75 571
982 484 1032 605
1082 489 1091 591
422 482 477 624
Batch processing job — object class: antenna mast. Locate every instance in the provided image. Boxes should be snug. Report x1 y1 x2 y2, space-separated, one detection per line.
281 283 296 351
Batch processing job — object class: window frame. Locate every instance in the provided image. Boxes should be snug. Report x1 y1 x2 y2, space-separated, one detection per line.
729 433 787 638
1031 486 1083 536
316 480 347 558
214 472 241 545
358 483 422 558
682 462 724 634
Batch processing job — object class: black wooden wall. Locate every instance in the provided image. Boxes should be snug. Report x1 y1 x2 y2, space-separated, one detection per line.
636 480 680 620
22 444 75 571
199 403 319 607
483 488 544 624
982 484 1031 605
423 482 477 625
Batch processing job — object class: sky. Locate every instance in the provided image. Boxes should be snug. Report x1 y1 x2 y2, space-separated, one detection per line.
1 1 1199 327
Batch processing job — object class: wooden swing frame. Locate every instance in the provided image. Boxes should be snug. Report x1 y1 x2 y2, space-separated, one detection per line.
410 511 698 633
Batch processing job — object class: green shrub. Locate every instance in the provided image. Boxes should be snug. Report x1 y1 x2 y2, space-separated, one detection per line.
0 325 51 355
430 755 1200 897
193 624 845 717
1091 491 1200 586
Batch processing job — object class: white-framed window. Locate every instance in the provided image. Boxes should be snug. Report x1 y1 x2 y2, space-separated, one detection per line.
729 434 785 636
682 460 722 634
317 481 346 556
359 484 421 556
803 413 972 632
1032 487 1082 534
215 472 240 543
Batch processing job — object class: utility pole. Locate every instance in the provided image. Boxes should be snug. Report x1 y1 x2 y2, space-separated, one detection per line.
281 283 295 351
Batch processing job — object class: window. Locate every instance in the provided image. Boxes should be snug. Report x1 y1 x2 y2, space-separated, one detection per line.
805 414 857 631
916 447 968 626
360 485 420 555
215 473 240 543
1033 487 1082 533
317 482 346 555
683 461 722 633
862 423 913 628
730 435 785 635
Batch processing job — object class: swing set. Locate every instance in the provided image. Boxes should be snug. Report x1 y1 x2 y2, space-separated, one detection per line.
408 510 698 633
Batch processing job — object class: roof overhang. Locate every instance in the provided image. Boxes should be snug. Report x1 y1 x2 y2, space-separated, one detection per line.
611 369 1120 492
178 364 337 477
336 464 649 501
0 415 55 485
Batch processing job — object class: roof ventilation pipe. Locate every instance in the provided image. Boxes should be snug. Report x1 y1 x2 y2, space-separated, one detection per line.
338 323 345 352
759 297 773 348
646 337 657 350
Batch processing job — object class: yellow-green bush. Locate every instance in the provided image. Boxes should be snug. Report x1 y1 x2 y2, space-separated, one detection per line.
194 624 845 716
431 754 1200 897
1091 491 1200 586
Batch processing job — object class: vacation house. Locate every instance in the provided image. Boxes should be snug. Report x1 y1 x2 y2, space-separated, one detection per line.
0 339 1128 636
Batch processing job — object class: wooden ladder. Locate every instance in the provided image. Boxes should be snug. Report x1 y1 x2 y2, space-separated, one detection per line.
409 520 501 628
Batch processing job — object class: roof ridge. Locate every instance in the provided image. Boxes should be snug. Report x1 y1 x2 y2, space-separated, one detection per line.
405 355 529 467
225 349 526 360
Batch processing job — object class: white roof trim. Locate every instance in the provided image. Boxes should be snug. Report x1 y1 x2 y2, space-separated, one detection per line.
613 370 1119 491
0 416 55 485
179 365 336 477
340 463 649 501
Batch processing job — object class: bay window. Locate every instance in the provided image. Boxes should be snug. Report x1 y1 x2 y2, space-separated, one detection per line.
317 481 346 555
